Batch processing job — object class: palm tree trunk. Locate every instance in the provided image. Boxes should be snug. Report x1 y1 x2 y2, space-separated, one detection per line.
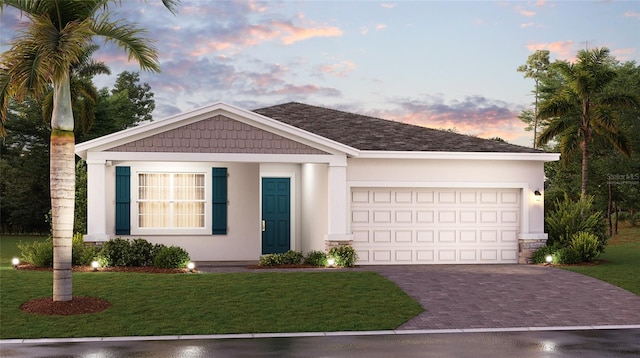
51 76 75 302
580 138 588 200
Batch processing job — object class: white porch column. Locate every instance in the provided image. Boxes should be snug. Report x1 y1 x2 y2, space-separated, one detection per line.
326 161 352 241
85 159 109 241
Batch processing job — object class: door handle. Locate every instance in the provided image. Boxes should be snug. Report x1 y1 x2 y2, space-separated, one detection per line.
261 220 266 232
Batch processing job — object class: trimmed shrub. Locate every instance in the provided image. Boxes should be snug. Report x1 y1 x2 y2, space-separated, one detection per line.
545 194 607 251
129 238 155 267
17 238 53 267
78 245 101 266
554 247 582 265
154 245 190 269
304 250 328 266
281 250 303 265
328 245 358 268
258 251 303 266
570 231 601 262
97 238 131 267
531 245 556 264
259 254 282 266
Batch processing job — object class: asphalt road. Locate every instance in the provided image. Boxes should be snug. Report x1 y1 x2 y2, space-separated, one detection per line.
2 328 639 358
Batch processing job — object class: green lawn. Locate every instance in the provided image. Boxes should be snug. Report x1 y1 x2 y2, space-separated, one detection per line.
561 226 640 296
0 236 423 339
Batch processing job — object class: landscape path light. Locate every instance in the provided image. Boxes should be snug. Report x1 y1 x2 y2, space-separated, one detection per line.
12 257 20 269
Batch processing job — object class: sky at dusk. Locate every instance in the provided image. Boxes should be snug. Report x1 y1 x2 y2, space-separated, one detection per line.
1 0 639 147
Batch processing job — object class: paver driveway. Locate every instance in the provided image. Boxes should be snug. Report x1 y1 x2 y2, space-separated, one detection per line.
363 264 640 330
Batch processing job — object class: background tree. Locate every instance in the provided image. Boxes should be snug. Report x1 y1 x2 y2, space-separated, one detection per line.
113 71 155 124
1 72 158 234
0 0 180 302
517 50 550 148
0 99 50 233
77 72 156 142
536 48 638 200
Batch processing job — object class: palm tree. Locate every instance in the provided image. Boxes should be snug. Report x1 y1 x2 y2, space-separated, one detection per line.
536 48 638 200
42 44 112 135
0 0 180 302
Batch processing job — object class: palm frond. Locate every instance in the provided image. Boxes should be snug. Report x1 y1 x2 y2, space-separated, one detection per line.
598 127 632 158
0 68 11 136
160 0 181 15
91 13 160 72
558 130 581 165
536 113 577 147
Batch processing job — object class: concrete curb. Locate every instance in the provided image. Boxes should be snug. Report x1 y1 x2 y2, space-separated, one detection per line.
2 325 639 344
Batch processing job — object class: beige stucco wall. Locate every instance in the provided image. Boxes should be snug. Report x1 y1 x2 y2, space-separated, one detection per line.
301 163 329 253
102 161 261 261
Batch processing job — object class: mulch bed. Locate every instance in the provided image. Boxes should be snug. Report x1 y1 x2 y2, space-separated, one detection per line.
15 263 188 274
20 296 111 316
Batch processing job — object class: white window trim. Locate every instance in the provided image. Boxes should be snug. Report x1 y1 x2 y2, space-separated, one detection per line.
130 165 212 236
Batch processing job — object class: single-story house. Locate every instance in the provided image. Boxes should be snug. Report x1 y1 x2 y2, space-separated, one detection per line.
75 102 559 265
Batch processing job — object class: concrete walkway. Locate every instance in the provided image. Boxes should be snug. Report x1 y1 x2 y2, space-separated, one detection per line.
362 264 640 330
199 264 640 330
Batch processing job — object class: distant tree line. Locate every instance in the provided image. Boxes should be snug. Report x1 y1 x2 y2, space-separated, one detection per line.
1 71 155 233
518 48 640 234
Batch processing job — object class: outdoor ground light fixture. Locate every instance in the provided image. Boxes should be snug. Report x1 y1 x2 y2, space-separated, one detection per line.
545 255 553 266
12 257 20 269
187 262 196 272
91 261 100 272
327 257 336 267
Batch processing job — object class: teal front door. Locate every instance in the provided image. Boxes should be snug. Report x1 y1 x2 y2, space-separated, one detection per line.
262 178 291 254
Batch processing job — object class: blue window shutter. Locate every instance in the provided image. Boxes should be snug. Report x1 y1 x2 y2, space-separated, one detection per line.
212 168 228 235
115 166 131 235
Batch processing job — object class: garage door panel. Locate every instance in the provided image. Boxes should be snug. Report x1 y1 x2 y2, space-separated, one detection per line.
460 230 477 243
352 230 369 243
438 211 456 223
396 230 412 243
351 187 520 264
416 210 434 223
416 191 435 203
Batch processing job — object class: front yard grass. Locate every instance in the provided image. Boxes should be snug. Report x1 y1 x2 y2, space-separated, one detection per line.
0 236 423 339
561 225 640 296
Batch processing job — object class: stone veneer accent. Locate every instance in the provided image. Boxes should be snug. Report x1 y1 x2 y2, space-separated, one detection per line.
518 238 547 264
108 115 329 155
325 239 353 253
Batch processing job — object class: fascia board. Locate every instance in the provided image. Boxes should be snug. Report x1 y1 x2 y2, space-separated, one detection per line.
75 102 358 159
356 150 560 162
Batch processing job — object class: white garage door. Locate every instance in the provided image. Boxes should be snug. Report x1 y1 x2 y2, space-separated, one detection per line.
351 188 520 264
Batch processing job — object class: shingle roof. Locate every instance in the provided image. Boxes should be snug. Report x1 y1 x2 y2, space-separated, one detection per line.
253 102 543 153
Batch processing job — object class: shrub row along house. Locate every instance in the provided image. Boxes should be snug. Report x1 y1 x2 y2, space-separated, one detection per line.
75 102 559 265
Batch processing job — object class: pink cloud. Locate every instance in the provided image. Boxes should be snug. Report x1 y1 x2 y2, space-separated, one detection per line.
367 96 531 144
376 24 388 31
380 3 397 9
274 21 343 45
526 41 575 60
318 61 357 78
612 48 637 61
520 10 536 17
624 11 640 19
